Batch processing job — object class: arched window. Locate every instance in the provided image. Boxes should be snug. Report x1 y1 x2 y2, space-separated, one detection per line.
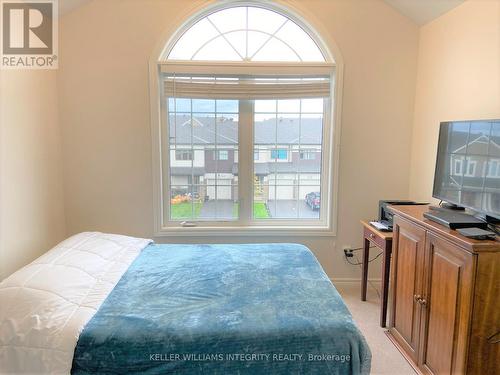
152 3 339 235
167 6 325 62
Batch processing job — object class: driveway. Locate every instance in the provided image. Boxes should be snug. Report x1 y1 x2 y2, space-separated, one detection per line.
267 200 320 219
199 200 234 219
198 199 319 219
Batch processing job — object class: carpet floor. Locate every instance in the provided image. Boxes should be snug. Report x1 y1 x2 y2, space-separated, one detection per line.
333 281 416 375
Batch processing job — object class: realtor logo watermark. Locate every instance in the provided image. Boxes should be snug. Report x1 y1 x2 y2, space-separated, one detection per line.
1 0 58 69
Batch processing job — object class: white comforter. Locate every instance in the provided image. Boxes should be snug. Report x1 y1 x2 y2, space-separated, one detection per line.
0 232 152 374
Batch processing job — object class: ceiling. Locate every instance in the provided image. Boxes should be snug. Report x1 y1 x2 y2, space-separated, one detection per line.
383 0 465 25
59 0 466 25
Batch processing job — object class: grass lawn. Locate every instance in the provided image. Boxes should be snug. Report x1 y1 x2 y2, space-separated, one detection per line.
232 202 270 219
171 202 202 219
172 201 270 220
253 202 270 219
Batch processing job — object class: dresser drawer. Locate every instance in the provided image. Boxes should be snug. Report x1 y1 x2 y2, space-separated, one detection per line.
364 226 386 248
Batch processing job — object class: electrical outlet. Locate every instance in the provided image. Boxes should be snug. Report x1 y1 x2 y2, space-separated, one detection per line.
343 246 354 258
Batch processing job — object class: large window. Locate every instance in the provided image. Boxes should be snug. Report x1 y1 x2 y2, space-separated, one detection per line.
153 4 338 234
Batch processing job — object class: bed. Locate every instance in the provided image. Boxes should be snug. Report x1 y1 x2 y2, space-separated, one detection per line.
0 232 371 374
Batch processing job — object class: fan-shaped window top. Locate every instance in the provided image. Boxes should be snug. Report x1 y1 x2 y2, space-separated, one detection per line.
167 6 326 62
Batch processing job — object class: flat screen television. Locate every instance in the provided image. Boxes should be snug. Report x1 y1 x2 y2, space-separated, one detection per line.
433 120 500 220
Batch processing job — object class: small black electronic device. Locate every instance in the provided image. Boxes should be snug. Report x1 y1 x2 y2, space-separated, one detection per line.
456 227 497 240
378 200 428 230
423 210 488 230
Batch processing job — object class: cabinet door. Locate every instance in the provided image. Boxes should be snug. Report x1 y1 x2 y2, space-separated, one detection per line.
418 233 474 375
389 216 426 362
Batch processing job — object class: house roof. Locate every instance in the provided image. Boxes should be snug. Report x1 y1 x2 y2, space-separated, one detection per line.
169 115 322 145
451 133 500 155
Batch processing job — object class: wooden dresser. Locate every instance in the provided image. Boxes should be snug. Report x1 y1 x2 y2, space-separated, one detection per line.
387 205 500 375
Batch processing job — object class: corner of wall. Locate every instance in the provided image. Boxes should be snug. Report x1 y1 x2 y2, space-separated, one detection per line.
408 0 500 203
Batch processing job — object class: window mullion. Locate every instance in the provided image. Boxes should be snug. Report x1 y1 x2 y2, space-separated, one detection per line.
238 100 254 224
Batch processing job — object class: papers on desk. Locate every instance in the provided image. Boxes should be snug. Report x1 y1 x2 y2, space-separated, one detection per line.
370 221 391 231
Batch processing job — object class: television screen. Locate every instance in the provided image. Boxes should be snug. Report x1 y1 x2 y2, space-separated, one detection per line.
433 120 500 219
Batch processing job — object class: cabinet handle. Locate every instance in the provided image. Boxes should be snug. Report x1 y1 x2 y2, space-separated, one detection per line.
419 298 428 307
413 294 421 302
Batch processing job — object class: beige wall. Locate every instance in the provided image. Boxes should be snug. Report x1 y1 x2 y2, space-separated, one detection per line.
409 0 500 202
58 0 419 280
0 70 66 279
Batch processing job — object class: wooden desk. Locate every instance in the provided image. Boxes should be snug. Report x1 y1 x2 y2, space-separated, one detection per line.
360 220 393 327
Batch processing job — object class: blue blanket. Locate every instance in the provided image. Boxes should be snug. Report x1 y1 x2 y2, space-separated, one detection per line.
72 244 371 374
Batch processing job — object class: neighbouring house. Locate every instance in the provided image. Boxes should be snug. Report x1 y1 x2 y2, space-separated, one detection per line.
440 125 500 212
169 113 322 203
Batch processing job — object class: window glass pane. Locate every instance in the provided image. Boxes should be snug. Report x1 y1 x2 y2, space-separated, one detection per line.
193 114 215 144
193 36 243 61
167 6 325 63
216 114 238 145
300 114 323 145
168 19 218 60
254 114 277 146
252 38 299 62
218 150 229 160
276 114 299 146
224 31 247 58
168 98 191 113
271 149 288 159
175 150 193 160
255 99 276 113
274 21 324 61
192 99 215 112
168 99 238 221
301 187 321 219
247 31 270 58
203 183 238 220
268 185 298 219
170 186 199 220
277 99 300 113
216 100 238 113
254 100 322 220
208 7 246 33
248 7 287 35
301 98 323 113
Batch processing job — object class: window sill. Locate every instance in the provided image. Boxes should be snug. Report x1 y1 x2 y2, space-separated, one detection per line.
155 225 336 237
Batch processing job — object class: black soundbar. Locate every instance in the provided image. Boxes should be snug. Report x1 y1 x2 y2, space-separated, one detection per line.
423 210 488 230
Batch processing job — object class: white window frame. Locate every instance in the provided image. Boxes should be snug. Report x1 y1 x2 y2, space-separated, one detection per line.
149 1 343 237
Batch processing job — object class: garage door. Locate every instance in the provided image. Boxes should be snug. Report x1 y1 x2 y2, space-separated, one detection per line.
206 179 232 200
